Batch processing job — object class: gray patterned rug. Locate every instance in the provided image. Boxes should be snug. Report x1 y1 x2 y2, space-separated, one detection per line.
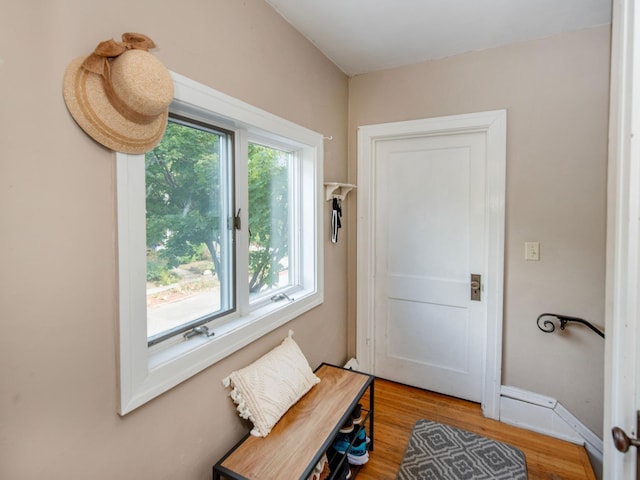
397 420 528 479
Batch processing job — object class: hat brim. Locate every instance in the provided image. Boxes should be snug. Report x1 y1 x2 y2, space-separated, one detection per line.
63 56 168 155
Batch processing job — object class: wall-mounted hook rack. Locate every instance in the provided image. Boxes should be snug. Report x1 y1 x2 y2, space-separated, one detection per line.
325 182 356 202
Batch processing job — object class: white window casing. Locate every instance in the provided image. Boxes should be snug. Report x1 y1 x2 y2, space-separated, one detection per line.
116 72 324 415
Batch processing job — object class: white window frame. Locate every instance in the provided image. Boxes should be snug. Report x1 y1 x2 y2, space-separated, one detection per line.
116 72 324 415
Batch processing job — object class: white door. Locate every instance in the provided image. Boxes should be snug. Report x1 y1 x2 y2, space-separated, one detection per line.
372 132 486 402
357 111 506 418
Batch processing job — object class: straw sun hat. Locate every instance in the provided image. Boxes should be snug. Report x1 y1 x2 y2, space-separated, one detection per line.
63 33 174 154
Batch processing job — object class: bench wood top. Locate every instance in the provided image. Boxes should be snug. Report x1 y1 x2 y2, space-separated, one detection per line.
216 364 371 480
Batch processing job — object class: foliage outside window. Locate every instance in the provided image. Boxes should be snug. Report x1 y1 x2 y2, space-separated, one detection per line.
144 120 298 345
248 143 292 297
145 118 234 345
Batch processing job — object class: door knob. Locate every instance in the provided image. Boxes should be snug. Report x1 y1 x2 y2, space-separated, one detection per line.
612 426 640 452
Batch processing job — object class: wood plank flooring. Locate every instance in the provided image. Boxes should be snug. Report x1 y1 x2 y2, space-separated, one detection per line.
355 378 596 480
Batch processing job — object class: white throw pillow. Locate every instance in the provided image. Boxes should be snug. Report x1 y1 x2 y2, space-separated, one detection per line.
222 331 320 437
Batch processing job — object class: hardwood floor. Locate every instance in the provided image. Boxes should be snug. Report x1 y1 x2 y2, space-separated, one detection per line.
355 378 596 480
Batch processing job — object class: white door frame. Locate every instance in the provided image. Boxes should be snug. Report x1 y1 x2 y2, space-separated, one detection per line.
356 110 507 419
604 0 640 477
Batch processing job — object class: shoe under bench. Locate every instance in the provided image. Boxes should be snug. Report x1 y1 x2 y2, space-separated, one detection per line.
213 363 374 480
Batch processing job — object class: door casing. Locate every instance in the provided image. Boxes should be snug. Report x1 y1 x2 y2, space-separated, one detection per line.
604 0 640 477
356 110 507 419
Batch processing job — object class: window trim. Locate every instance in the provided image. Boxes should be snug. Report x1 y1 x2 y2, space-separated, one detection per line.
116 71 324 415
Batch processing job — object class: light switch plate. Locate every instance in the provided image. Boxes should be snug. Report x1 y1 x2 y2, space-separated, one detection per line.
525 242 540 261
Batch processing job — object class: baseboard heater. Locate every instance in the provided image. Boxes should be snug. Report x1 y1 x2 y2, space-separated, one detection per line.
343 358 359 370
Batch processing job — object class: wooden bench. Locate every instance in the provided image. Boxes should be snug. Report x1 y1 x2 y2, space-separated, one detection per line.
213 363 374 480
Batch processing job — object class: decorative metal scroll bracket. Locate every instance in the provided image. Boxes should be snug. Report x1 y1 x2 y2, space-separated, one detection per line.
537 313 605 339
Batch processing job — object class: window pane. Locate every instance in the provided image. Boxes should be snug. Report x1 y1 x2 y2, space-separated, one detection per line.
145 119 234 344
248 143 292 299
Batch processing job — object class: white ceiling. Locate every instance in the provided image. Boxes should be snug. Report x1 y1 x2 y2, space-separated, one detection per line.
264 0 612 76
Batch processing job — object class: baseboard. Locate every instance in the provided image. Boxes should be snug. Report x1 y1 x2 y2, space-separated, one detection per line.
553 401 604 466
500 385 603 465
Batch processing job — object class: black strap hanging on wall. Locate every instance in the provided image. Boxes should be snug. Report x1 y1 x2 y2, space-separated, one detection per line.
331 197 342 243
325 182 355 244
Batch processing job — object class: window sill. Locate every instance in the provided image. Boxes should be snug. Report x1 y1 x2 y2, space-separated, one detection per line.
120 288 322 415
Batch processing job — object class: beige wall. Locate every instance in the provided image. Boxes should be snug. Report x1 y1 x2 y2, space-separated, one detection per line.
348 26 610 436
0 1 348 479
0 1 611 476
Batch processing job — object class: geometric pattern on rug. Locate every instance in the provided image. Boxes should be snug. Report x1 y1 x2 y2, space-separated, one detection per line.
396 419 528 479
